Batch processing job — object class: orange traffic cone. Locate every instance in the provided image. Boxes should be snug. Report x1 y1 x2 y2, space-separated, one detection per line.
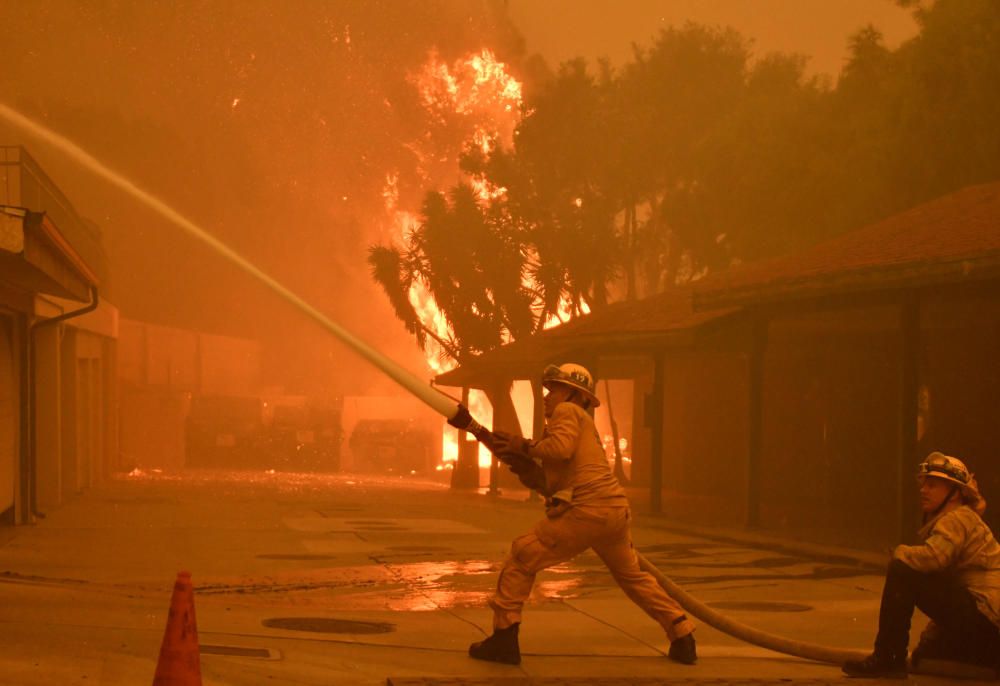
152 571 202 685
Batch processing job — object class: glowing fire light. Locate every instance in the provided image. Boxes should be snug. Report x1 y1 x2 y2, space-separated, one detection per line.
383 48 587 474
415 49 522 124
542 298 591 330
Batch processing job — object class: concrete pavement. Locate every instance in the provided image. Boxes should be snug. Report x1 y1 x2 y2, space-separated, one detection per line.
0 469 992 685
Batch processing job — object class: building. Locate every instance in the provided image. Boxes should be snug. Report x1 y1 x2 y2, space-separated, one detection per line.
0 146 118 524
436 181 1000 550
435 288 744 510
116 318 262 471
692 180 1000 547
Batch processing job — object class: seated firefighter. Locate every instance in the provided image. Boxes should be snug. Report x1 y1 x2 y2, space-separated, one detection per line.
843 452 1000 678
469 363 697 666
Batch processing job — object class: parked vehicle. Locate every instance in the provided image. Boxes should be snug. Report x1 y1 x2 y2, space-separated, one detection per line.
348 419 433 474
259 402 341 472
184 395 266 468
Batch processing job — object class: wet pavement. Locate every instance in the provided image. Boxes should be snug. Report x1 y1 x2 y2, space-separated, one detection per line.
0 470 993 685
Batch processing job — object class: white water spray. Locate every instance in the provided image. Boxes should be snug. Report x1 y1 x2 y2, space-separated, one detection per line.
0 101 458 419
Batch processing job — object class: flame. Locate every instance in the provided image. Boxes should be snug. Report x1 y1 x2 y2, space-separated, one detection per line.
415 49 522 125
378 48 526 474
381 50 596 475
542 299 591 331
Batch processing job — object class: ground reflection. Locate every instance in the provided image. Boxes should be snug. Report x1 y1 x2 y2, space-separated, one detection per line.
370 559 586 611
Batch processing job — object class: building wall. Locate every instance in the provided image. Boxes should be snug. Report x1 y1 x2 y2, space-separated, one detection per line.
759 304 902 549
117 318 261 470
0 147 117 523
0 314 17 517
34 325 61 509
920 286 1000 536
661 350 749 526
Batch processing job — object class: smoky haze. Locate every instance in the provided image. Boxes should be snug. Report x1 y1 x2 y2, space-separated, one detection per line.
0 0 522 396
509 0 917 77
0 0 918 396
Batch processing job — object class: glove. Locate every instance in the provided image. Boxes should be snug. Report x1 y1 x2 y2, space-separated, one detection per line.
491 431 530 456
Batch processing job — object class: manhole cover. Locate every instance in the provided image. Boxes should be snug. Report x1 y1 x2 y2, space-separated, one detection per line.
386 545 452 552
256 554 337 561
262 617 395 634
707 600 813 613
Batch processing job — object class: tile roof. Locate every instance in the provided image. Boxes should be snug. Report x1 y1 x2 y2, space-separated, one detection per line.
693 181 1000 309
433 288 737 387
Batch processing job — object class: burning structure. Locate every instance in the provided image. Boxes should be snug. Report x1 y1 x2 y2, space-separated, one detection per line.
437 182 1000 551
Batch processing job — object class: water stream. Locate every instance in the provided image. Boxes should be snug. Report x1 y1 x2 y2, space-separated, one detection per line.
0 101 457 419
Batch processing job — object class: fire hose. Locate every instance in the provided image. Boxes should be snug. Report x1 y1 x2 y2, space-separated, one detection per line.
0 100 865 667
447 405 866 665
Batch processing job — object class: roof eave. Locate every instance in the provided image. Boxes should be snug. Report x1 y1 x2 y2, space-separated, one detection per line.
693 255 1000 311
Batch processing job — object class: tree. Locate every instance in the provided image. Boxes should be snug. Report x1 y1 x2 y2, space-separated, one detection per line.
369 183 533 362
368 183 536 447
464 58 623 316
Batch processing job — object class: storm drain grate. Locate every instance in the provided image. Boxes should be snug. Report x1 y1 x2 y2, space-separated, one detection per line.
707 600 813 613
201 644 278 659
263 617 395 634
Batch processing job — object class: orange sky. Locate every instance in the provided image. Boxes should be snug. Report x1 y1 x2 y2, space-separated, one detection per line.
510 0 918 77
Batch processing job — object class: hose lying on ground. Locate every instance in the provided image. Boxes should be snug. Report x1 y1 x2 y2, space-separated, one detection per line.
636 551 867 664
460 414 869 665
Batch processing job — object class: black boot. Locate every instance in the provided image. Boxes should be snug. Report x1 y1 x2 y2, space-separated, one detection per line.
469 623 521 665
842 652 907 679
668 633 697 665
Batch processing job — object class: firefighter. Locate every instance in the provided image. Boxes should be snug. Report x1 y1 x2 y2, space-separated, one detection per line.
469 363 697 666
843 452 1000 678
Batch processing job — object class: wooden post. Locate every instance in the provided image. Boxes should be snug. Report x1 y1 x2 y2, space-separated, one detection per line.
487 379 501 497
531 379 545 438
746 315 767 529
898 295 920 542
487 377 524 497
524 379 545 503
649 353 665 514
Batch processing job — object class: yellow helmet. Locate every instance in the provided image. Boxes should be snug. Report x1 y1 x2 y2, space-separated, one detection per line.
542 363 600 408
918 452 971 488
918 452 985 513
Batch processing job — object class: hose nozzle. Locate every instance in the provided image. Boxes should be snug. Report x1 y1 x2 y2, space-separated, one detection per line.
447 404 495 449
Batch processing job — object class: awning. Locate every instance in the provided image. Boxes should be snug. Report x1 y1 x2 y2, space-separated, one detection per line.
434 289 740 388
0 209 97 301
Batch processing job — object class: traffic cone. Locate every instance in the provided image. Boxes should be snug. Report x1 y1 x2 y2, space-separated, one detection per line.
152 571 202 685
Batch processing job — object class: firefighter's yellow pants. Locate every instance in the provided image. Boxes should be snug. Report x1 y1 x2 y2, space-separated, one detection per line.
489 504 695 641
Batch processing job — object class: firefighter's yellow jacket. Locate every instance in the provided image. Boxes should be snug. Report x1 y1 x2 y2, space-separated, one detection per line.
894 504 1000 628
527 401 626 507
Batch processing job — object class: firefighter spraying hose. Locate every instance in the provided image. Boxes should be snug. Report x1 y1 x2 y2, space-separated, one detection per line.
0 100 866 667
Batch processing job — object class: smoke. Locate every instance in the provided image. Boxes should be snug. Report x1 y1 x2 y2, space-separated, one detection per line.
0 0 523 395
